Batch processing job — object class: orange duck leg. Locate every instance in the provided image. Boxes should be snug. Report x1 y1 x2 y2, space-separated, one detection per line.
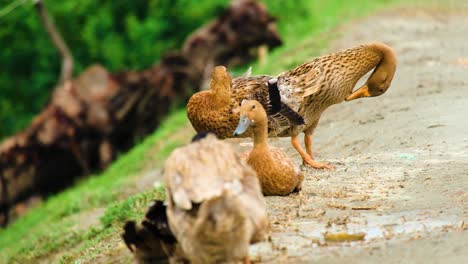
291 135 333 169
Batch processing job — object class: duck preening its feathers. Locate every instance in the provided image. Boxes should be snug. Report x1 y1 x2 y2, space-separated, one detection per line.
274 42 397 168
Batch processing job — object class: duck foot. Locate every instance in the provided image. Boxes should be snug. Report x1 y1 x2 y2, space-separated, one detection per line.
302 158 334 170
291 135 334 169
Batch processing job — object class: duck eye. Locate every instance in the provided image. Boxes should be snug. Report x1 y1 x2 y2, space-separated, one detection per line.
252 105 256 109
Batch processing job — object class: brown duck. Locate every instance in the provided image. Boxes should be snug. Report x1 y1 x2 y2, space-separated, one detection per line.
234 99 303 196
164 132 268 264
187 42 397 169
271 42 397 168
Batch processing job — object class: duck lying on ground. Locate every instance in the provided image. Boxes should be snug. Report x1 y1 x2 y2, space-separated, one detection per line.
234 99 303 196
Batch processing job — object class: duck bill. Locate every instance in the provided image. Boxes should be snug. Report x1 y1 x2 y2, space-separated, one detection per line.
345 84 371 101
233 115 251 136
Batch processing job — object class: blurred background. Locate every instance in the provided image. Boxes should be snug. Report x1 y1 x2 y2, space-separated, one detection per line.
0 0 336 140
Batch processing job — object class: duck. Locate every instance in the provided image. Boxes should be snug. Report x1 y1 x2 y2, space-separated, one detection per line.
187 66 305 139
233 99 303 196
270 42 397 169
187 42 396 169
164 132 268 264
122 200 186 263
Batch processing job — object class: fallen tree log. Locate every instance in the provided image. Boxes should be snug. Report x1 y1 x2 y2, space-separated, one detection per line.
0 0 282 226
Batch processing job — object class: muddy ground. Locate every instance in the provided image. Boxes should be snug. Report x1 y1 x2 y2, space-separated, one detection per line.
223 5 468 264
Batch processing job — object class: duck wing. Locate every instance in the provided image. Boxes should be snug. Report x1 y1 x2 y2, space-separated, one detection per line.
276 59 325 112
233 76 305 131
267 81 305 126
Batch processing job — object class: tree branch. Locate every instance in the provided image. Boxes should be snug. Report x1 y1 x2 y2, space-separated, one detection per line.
34 0 73 85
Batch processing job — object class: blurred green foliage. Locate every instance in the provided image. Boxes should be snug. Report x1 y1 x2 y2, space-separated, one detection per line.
0 0 388 140
0 0 229 139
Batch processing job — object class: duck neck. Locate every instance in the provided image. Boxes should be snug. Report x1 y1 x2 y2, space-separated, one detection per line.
252 119 269 149
348 43 396 84
210 82 231 109
367 42 397 83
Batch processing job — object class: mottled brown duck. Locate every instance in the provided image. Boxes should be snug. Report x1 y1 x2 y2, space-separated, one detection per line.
234 100 303 196
271 42 397 169
164 132 268 264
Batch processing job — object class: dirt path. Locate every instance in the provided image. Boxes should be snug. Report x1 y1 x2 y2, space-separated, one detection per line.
227 5 468 263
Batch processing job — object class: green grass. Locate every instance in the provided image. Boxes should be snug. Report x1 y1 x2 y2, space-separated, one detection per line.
0 0 405 263
0 110 185 263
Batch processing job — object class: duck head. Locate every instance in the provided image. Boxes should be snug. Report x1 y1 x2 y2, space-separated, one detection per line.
346 48 397 101
233 99 266 136
345 70 393 101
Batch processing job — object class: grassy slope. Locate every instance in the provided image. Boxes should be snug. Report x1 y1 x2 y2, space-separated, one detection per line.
0 1 403 263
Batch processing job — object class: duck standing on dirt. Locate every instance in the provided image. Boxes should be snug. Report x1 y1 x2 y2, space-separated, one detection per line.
234 99 303 196
164 132 268 264
187 42 396 169
271 42 397 169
